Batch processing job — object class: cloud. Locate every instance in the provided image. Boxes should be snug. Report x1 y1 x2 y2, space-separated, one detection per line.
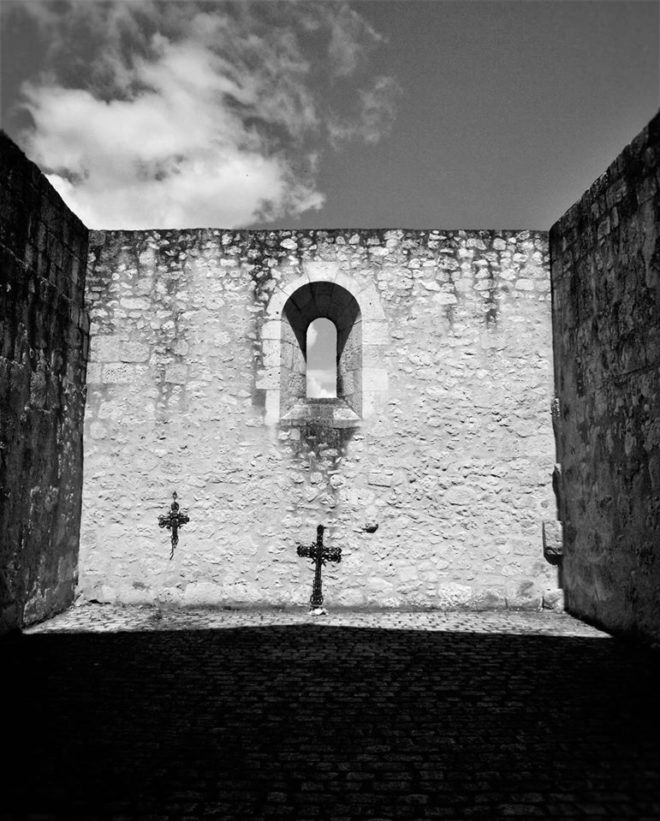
12 0 400 229
328 76 401 146
307 323 319 347
307 371 336 399
324 3 384 77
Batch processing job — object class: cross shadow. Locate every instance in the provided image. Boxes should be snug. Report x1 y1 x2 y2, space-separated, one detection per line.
4 626 660 819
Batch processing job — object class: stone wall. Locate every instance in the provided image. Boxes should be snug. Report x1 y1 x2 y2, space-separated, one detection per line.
550 112 660 643
0 132 89 632
80 228 559 610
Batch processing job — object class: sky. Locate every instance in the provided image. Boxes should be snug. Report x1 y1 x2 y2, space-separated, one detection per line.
1 0 659 395
1 0 658 234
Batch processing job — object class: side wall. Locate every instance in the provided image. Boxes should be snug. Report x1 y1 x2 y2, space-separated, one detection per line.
81 228 558 609
550 112 660 643
0 133 89 631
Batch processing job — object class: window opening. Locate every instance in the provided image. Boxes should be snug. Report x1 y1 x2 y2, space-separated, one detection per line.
306 318 337 398
279 280 362 426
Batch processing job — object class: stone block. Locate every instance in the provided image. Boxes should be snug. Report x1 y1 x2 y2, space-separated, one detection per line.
104 363 146 384
443 485 477 506
515 279 535 291
362 368 388 392
85 363 103 383
542 588 564 611
597 216 610 240
542 520 563 564
261 338 279 362
120 297 151 311
636 174 657 204
362 389 387 418
261 320 281 340
359 291 386 321
256 367 280 390
88 422 107 440
466 589 507 610
436 583 473 608
91 335 122 362
264 388 281 425
164 364 188 384
362 345 386 368
120 341 150 362
340 372 354 394
420 279 440 291
368 471 392 487
182 582 223 606
506 588 542 611
433 291 458 305
304 260 339 283
361 321 389 345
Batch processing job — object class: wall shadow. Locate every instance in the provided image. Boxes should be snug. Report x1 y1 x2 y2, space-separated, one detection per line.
4 626 660 819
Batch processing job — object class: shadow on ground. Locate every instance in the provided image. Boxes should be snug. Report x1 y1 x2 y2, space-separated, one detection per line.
4 626 660 820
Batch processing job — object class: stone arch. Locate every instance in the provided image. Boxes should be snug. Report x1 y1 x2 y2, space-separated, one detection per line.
280 281 362 424
259 267 388 426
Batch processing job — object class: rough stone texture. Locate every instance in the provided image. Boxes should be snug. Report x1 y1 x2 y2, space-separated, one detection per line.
550 111 660 644
81 228 558 609
25 602 605 636
0 132 89 632
7 612 660 820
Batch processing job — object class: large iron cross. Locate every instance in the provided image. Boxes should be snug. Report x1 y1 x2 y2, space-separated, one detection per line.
158 492 190 559
296 524 341 613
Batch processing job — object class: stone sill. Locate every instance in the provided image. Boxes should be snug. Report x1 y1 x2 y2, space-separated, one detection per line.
280 398 361 429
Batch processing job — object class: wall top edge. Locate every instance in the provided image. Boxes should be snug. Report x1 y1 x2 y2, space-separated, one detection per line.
0 130 89 237
549 108 660 239
89 227 549 243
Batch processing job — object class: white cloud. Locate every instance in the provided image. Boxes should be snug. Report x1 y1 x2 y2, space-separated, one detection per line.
328 76 401 147
307 370 336 399
22 36 322 228
307 323 319 347
14 1 400 229
324 3 384 77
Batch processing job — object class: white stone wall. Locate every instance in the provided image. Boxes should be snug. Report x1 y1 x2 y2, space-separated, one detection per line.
80 228 559 609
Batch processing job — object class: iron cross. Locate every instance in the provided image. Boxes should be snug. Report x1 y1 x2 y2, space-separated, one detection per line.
296 524 341 613
158 492 190 559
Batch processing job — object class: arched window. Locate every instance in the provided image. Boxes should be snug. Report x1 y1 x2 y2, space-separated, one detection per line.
279 281 362 427
306 318 337 398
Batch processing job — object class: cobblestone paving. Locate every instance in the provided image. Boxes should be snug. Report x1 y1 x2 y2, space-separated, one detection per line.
23 604 607 637
5 607 660 820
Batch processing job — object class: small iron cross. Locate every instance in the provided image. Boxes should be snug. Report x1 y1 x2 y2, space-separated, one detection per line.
296 524 341 614
158 492 190 559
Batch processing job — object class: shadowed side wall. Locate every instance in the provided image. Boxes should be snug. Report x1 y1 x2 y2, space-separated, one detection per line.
81 228 557 610
550 112 660 644
0 133 89 632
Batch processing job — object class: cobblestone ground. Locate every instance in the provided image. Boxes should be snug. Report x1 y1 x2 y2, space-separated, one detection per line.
4 606 660 820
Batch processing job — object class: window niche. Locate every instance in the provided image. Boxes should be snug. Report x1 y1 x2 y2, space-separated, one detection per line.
280 281 362 428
